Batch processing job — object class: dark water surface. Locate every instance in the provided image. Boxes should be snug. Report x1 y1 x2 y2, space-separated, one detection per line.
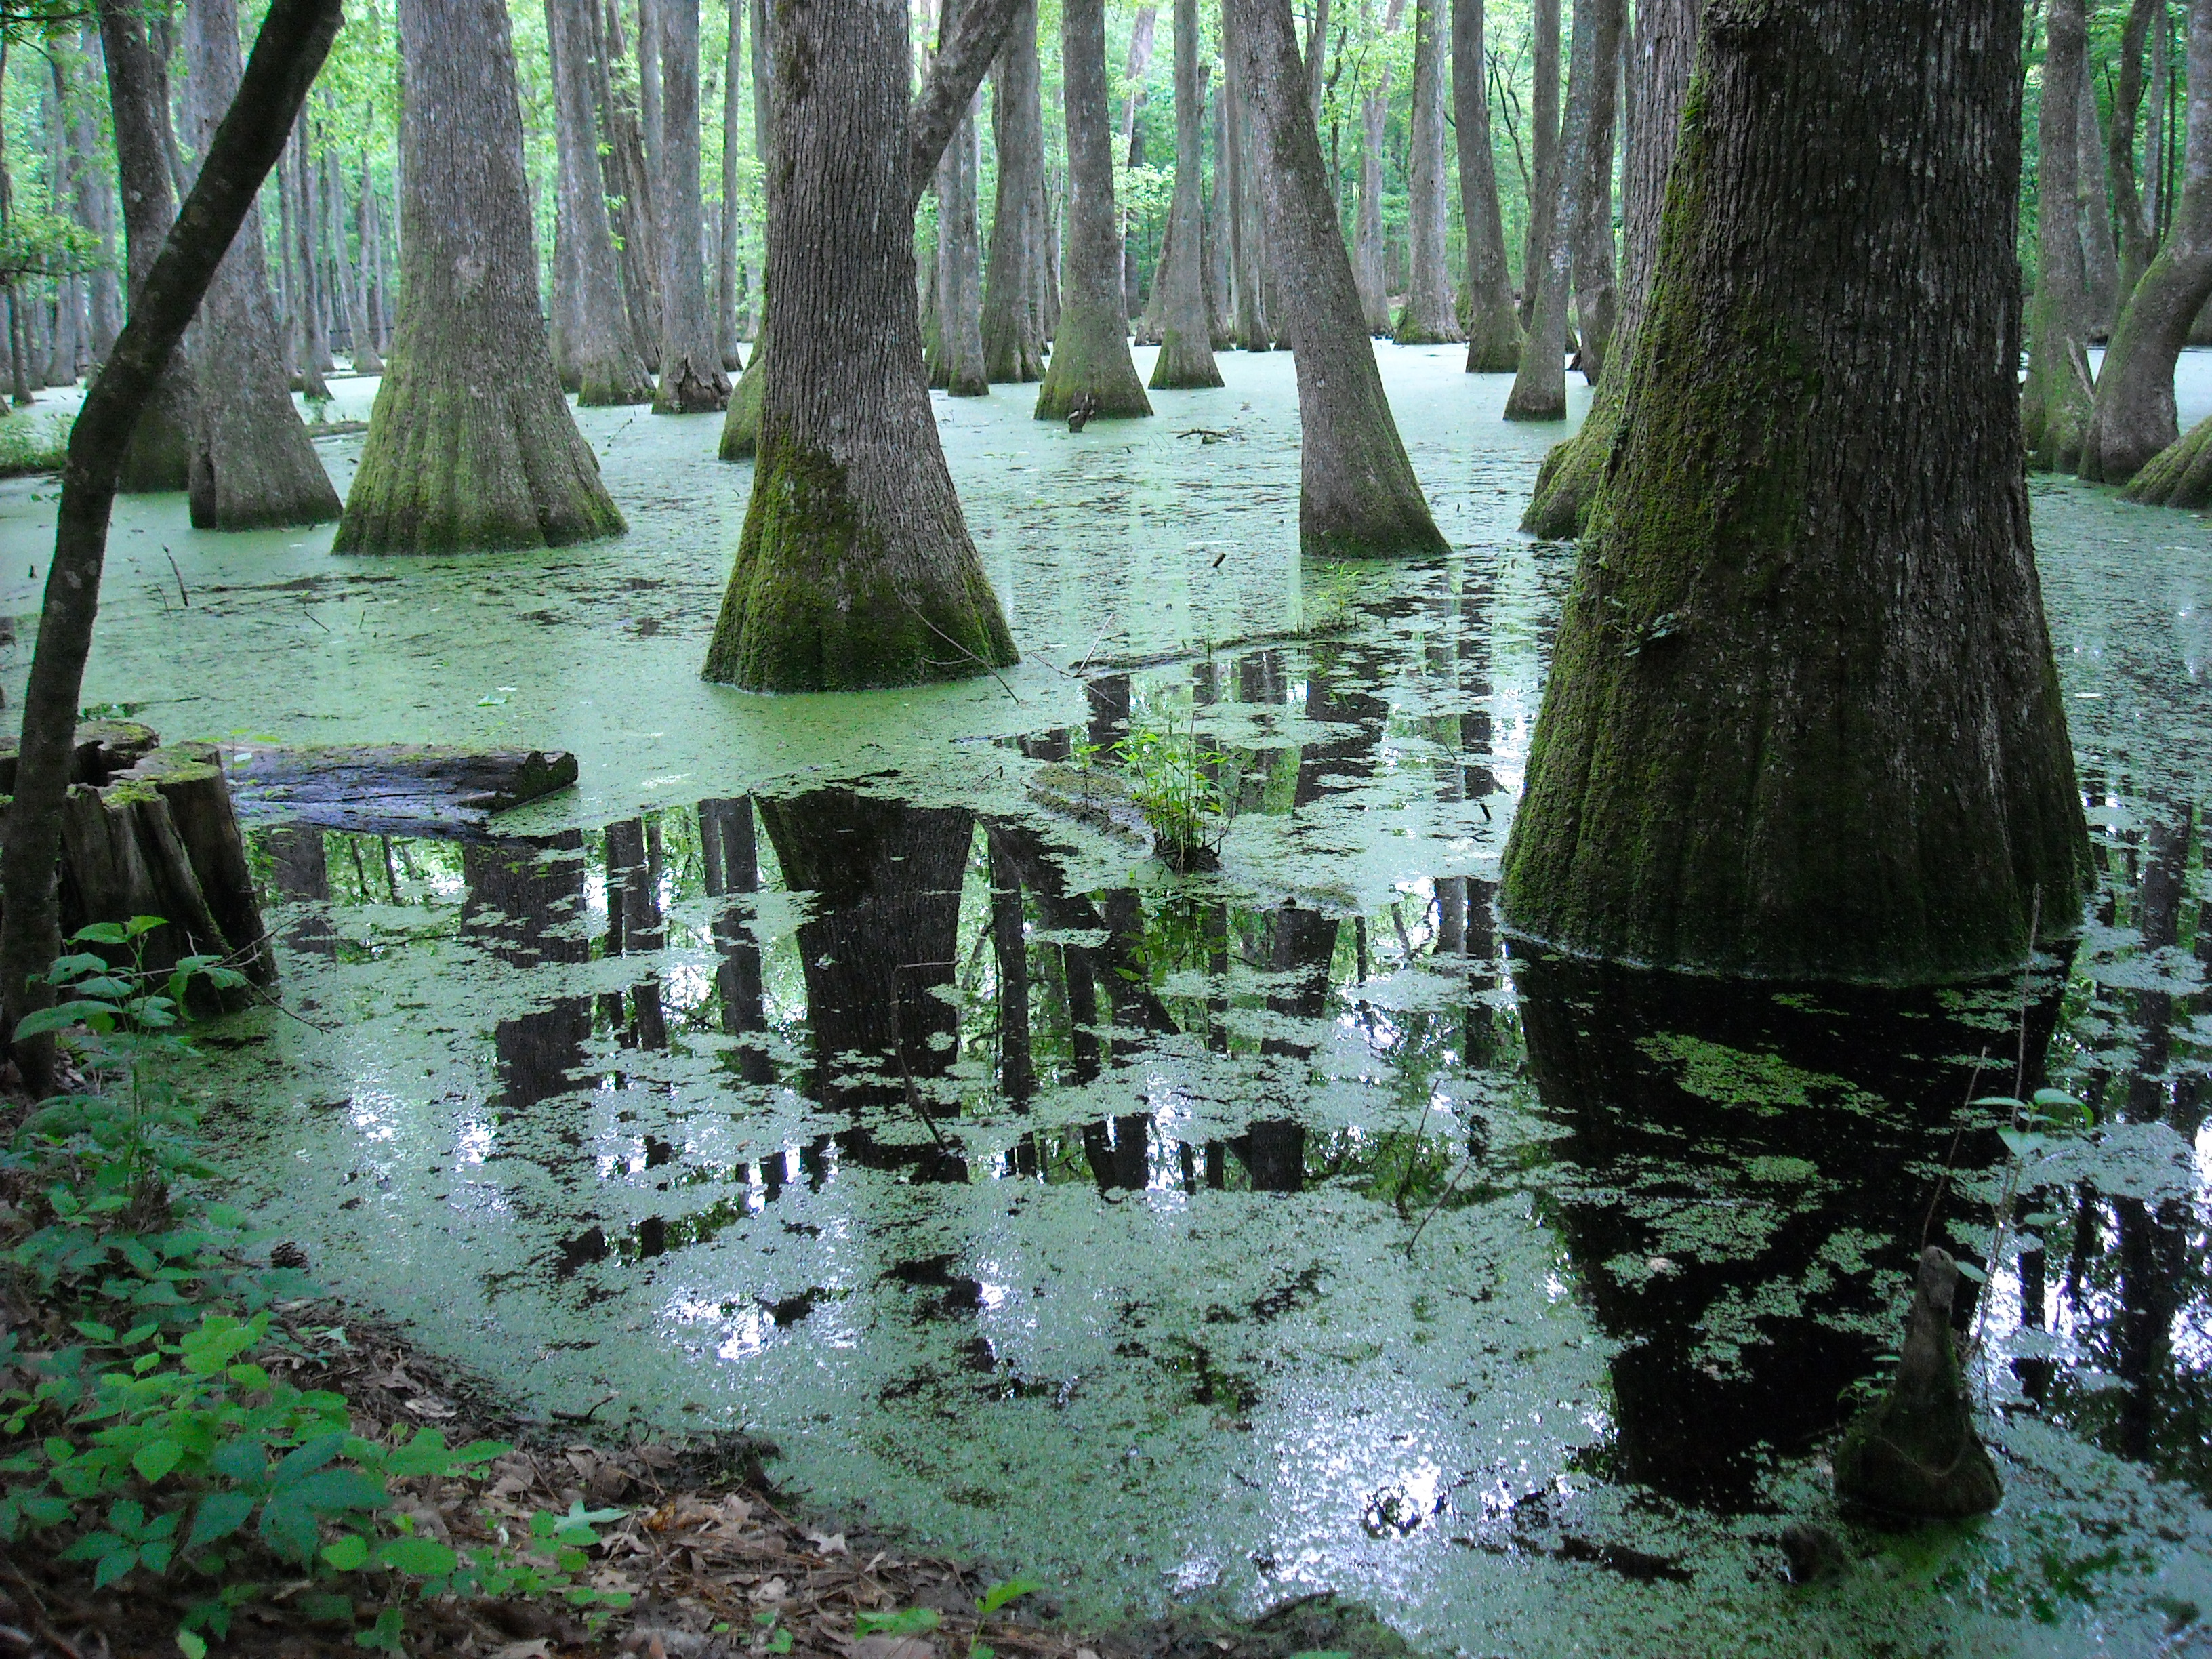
3 350 2207 1654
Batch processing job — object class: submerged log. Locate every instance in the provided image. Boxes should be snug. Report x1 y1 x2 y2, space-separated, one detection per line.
223 743 579 836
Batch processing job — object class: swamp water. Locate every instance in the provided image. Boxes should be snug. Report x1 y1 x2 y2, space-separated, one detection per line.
0 348 2207 1655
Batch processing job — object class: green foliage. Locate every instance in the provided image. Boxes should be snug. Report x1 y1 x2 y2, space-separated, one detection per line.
0 409 70 477
1078 703 1238 872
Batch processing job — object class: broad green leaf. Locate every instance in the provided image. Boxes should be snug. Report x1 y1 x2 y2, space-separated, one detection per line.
977 1578 1044 1616
857 1610 942 1637
285 1469 385 1515
271 1432 346 1488
377 1535 457 1576
14 1000 123 1038
133 1440 184 1485
1952 1261 1988 1284
184 1491 255 1551
321 1532 369 1571
92 1545 138 1589
258 1494 321 1562
176 1630 207 1659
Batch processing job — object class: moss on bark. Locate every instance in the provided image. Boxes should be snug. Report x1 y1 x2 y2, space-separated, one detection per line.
2121 409 2212 505
1521 381 1618 537
718 345 766 460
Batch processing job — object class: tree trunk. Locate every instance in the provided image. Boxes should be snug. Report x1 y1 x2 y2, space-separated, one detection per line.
1501 0 2089 983
2024 0 2095 472
638 0 663 185
2079 78 2121 337
927 0 989 396
1454 0 1519 370
701 0 1015 691
99 0 197 491
1393 0 1458 342
1150 0 1219 388
1520 0 1696 535
716 0 743 371
548 0 649 402
180 0 340 527
1 0 341 1089
289 121 335 380
1033 0 1150 418
1506 0 1608 418
981 0 1046 382
651 0 730 410
2108 0 2159 302
594 0 663 371
336 0 625 552
1519 0 1560 331
1567 0 1623 381
1227 0 1447 558
1206 79 1231 343
1116 5 1158 314
325 145 380 372
68 33 124 363
2080 0 2212 482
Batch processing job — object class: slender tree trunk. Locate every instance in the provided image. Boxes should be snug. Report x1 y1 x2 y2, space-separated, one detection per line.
2147 7 2170 243
180 0 340 526
1227 0 1446 557
1520 0 1696 535
2110 0 2159 301
1116 5 1158 314
337 0 624 551
1 0 341 1089
1151 0 1218 386
1455 0 1520 369
927 0 989 396
1353 40 1389 332
718 0 772 458
1223 0 1271 349
1567 0 1623 381
595 0 663 371
1393 0 1458 341
1519 0 1559 330
981 0 1046 382
548 0 649 401
2024 0 2095 472
2079 80 2121 336
651 0 730 410
1502 0 2089 983
638 0 663 184
1033 0 1151 418
68 33 124 363
1206 79 1231 343
2080 0 2212 482
702 0 1015 690
289 120 335 380
326 144 380 371
716 0 743 371
1506 0 1611 418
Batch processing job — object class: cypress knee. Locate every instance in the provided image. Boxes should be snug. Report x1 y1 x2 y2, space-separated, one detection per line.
1502 0 2090 983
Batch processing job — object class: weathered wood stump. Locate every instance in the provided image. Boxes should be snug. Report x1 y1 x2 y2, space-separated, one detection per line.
223 743 578 836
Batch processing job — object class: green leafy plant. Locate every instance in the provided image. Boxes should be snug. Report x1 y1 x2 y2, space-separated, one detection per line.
1080 704 1237 873
1963 1084 2095 1367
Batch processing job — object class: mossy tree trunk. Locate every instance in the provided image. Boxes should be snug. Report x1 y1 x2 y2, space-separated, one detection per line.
1501 0 2090 983
1453 0 1521 371
1227 0 1447 558
1149 0 1221 388
2023 0 2095 473
1521 0 1696 535
981 0 1046 382
548 0 651 405
702 0 1015 692
97 0 195 493
1393 0 1460 343
651 0 731 412
1566 0 1623 382
2078 0 2212 483
180 0 340 529
336 0 624 552
1034 0 1151 418
1518 0 1561 333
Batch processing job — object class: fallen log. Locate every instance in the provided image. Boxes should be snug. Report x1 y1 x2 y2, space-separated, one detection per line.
222 743 579 836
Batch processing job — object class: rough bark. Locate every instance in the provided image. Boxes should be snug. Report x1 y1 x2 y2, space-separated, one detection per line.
651 0 730 411
1227 0 1447 558
2079 0 2212 482
548 0 649 403
701 0 1016 691
2023 0 2095 474
1353 16 1389 333
1505 0 1610 418
336 0 624 552
594 0 663 371
1 0 340 1088
2108 0 2159 300
1500 0 2090 983
68 33 124 363
1567 0 1624 381
326 144 382 372
981 0 1046 382
1393 0 1459 342
926 0 989 397
1454 0 1519 370
2078 77 2121 336
716 0 743 371
180 0 340 528
1227 7 1274 346
288 123 334 377
1149 0 1220 387
1519 0 1696 535
1033 0 1151 418
1519 0 1560 331
99 0 197 492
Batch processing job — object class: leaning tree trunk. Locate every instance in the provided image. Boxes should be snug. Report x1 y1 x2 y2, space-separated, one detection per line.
2023 0 2095 473
336 0 624 552
548 0 650 403
98 0 197 492
701 0 1015 691
1033 0 1151 418
1149 0 1221 388
1393 0 1459 342
1501 0 2089 983
1566 0 1624 381
981 0 1046 382
1519 0 1561 331
2079 0 2212 483
180 0 340 528
1227 0 1446 558
1505 0 1612 418
1521 0 1695 535
2078 82 2121 337
651 0 730 411
1454 0 1520 371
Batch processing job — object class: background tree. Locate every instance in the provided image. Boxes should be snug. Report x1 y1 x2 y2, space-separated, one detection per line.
1392 0 1458 342
1566 0 1623 380
651 0 729 411
2022 0 2095 472
981 0 1046 382
1454 0 1519 371
546 0 651 405
1502 0 2088 983
1149 0 1220 387
336 0 623 552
